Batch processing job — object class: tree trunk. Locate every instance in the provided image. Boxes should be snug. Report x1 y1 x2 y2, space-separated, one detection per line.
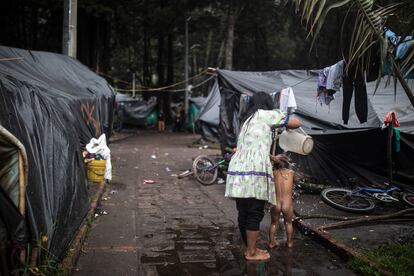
224 1 236 70
101 19 111 73
204 30 213 68
62 0 69 54
164 33 174 124
217 39 225 67
157 32 165 112
143 0 151 87
31 3 38 49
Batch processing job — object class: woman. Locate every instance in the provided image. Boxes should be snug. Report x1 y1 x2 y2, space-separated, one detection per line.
225 92 300 261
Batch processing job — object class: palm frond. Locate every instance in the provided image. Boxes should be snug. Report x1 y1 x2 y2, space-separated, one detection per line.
293 0 414 106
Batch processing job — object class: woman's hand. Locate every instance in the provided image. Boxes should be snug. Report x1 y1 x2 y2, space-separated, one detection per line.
270 154 290 164
286 118 300 129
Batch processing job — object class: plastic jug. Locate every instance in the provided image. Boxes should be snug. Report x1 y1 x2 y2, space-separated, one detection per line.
279 127 314 155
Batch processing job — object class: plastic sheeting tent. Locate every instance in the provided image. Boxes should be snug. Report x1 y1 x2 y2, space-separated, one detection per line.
196 80 220 143
204 69 414 187
0 46 115 258
115 94 157 127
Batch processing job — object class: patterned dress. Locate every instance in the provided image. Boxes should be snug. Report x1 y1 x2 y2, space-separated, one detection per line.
225 109 286 205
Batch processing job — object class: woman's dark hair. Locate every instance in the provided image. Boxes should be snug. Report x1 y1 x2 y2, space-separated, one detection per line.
241 91 274 125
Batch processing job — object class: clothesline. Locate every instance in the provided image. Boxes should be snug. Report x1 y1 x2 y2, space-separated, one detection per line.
113 74 215 93
99 69 209 91
0 57 24 61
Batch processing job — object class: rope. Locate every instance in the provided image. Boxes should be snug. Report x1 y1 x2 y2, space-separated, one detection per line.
289 75 315 88
100 69 208 91
0 57 24 61
114 74 214 93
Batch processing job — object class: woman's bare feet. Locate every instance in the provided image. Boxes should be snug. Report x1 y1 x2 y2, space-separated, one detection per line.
244 248 268 256
245 249 270 261
286 240 293 248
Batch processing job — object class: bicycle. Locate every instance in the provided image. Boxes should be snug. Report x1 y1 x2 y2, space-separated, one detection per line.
321 183 414 214
191 148 234 185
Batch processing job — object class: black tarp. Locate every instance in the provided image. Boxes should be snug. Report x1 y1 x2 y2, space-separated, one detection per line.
115 94 157 126
215 69 414 187
196 80 220 143
189 96 206 109
0 46 115 257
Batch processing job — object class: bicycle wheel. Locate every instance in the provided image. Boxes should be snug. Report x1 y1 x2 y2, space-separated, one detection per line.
402 193 414 208
192 155 218 185
321 188 375 214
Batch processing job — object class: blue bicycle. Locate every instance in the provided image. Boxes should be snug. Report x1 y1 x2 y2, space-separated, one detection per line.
321 185 414 214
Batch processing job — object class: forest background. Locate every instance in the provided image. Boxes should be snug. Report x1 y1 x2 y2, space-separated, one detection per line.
0 0 406 121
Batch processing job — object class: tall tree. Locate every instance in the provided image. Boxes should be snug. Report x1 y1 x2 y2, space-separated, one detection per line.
224 0 244 70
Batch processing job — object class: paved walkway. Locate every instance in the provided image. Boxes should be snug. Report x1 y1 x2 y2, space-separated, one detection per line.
74 131 354 275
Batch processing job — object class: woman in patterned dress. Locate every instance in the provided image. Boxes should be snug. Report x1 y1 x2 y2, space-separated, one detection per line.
225 92 300 261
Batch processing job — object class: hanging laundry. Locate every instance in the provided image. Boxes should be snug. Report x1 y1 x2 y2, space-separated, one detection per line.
279 87 297 114
342 67 368 125
318 67 330 88
317 87 335 106
383 111 400 127
316 60 344 107
385 28 413 60
368 28 414 81
326 60 345 92
394 128 401 153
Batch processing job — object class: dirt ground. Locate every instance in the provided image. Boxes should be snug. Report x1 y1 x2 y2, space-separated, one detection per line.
73 130 355 275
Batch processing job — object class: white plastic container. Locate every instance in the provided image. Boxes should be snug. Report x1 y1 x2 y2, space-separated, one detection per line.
279 127 314 155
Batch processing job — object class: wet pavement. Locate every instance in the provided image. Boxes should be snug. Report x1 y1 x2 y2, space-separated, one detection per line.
73 131 355 275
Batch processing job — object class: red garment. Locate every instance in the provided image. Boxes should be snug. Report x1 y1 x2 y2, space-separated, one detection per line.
384 111 400 127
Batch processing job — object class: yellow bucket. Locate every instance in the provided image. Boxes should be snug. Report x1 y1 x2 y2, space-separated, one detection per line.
86 160 106 183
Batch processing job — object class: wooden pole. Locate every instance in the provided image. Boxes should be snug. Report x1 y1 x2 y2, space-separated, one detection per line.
387 114 394 185
318 208 414 231
18 152 25 216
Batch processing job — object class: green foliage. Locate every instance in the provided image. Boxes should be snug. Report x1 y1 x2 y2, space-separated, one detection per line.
348 242 414 276
12 242 68 276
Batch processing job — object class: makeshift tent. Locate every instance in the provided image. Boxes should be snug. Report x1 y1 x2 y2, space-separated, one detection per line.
209 69 414 187
115 94 157 127
0 46 115 258
188 96 206 130
196 80 220 143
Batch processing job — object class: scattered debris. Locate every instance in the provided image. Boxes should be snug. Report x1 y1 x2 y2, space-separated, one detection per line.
171 174 178 177
145 233 154 238
164 153 169 156
151 155 157 159
144 179 155 184
217 178 225 184
109 190 118 194
165 167 172 172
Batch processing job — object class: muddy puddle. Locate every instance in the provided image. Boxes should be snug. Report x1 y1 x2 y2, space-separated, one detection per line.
140 224 354 275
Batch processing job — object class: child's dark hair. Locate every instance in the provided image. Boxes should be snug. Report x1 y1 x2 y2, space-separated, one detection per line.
241 91 274 125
